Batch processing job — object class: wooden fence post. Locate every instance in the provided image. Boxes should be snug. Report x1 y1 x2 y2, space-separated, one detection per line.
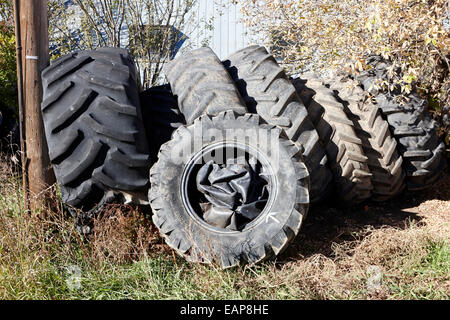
14 0 55 211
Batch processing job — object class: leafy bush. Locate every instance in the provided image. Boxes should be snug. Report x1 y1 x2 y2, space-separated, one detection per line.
0 0 17 115
240 0 449 113
0 24 17 113
48 0 196 89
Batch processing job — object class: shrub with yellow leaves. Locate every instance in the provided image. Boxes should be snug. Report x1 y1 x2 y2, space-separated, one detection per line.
240 0 449 126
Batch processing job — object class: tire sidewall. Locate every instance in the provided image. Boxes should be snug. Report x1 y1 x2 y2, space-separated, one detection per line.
151 115 305 262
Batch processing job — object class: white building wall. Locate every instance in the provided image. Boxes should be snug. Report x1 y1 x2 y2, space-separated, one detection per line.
179 0 261 59
60 0 260 60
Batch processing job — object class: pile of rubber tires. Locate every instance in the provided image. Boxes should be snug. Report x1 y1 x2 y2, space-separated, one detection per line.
41 46 447 268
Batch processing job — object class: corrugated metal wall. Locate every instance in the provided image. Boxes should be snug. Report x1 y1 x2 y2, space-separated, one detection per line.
60 0 259 60
179 0 260 59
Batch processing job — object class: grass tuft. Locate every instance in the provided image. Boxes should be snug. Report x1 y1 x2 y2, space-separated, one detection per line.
0 156 448 299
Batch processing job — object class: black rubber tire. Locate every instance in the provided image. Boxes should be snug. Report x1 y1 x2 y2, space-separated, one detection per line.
140 84 186 164
149 111 310 268
327 76 406 201
224 45 332 203
293 73 373 204
357 55 447 190
41 47 150 222
163 47 247 124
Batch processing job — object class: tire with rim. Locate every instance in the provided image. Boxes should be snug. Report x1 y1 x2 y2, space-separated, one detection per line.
357 55 447 190
163 47 247 124
328 76 405 201
0 105 19 154
140 84 186 164
149 111 309 268
293 73 373 204
41 47 150 230
224 45 332 203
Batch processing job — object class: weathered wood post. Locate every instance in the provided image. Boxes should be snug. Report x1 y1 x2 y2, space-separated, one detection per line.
13 0 55 211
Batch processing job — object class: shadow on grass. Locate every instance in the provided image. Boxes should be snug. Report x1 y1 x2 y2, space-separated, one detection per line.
282 170 449 260
134 170 449 264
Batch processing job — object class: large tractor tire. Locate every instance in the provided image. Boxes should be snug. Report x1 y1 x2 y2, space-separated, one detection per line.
224 46 332 203
149 111 309 268
293 74 373 204
140 84 186 164
163 47 247 124
357 55 447 190
328 76 405 201
41 47 150 228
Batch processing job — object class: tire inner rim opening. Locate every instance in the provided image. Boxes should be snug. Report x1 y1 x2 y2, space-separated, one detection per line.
183 144 272 231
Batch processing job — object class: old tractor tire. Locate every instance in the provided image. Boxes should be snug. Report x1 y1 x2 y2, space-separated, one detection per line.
163 47 247 124
41 47 150 228
149 111 309 268
328 76 405 201
140 84 186 164
357 55 447 190
224 45 332 203
293 74 373 204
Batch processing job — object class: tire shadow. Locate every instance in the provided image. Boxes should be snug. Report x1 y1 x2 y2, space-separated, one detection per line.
281 171 449 260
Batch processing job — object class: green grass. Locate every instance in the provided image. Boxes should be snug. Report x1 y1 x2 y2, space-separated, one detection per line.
386 241 449 300
0 162 449 300
0 242 269 300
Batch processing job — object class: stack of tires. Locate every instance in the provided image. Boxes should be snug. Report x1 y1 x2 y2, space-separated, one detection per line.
41 46 447 268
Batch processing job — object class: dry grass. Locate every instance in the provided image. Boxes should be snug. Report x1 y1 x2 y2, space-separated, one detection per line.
0 155 448 299
253 214 449 299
